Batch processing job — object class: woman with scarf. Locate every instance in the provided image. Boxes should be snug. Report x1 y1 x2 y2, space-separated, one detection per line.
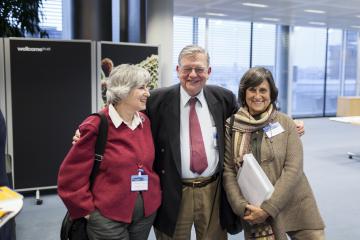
223 67 325 240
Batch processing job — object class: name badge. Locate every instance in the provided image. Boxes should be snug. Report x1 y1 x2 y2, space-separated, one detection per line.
263 122 284 138
212 127 218 148
131 175 148 191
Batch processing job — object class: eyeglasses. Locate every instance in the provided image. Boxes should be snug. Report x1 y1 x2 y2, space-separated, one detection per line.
180 66 207 75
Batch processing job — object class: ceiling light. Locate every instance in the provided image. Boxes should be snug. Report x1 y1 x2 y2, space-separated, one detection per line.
356 15 360 18
242 2 268 8
309 21 326 26
304 9 325 14
351 25 360 28
262 17 279 22
205 12 227 17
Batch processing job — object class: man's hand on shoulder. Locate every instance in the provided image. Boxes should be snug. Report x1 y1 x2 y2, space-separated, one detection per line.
293 119 305 137
72 129 81 145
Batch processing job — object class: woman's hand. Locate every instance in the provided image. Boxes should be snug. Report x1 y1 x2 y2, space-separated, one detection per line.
243 204 269 224
72 129 81 145
84 214 90 220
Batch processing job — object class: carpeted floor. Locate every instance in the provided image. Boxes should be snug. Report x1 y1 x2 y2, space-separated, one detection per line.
14 117 360 239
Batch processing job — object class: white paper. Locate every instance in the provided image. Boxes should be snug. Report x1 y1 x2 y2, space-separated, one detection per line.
236 153 274 207
0 194 23 228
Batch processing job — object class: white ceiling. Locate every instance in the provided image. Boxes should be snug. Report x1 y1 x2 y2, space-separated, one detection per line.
174 0 360 30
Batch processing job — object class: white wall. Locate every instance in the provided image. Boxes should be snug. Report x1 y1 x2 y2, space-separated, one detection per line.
146 0 174 87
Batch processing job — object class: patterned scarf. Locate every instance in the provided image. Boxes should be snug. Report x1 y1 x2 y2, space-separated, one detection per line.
231 104 277 170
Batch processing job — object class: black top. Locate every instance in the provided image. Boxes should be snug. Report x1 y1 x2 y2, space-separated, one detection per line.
0 110 9 186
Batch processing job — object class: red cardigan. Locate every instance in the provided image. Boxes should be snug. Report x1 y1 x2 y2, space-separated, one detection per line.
57 108 161 223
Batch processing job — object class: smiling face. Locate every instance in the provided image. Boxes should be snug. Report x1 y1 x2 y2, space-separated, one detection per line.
176 53 211 97
122 84 150 112
245 80 271 116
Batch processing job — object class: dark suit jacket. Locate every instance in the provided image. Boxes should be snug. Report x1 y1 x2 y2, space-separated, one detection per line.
146 84 238 236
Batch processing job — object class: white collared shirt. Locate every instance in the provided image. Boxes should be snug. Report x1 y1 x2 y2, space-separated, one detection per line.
108 104 143 130
180 86 219 178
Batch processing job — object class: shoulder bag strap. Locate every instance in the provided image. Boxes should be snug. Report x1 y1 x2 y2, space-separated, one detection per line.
89 112 108 188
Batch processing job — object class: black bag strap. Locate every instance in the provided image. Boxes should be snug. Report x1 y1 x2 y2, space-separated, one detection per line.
89 112 108 188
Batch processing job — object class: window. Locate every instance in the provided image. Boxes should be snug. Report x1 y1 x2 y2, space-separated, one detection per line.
252 23 276 73
291 26 327 117
344 31 358 96
325 29 343 115
173 16 194 81
197 18 206 47
39 0 63 39
207 20 251 94
173 15 360 117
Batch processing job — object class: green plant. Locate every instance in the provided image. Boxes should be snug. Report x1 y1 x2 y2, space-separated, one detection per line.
0 0 47 37
137 54 159 90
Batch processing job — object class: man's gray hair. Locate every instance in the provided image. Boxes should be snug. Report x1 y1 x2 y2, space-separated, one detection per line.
106 64 150 105
178 45 210 67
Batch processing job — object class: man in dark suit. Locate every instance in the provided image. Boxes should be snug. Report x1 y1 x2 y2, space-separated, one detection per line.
146 45 238 239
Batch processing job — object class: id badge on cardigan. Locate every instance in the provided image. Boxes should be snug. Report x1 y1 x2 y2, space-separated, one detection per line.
131 169 148 191
263 122 284 138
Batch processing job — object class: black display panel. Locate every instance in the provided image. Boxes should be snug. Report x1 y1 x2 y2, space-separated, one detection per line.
9 39 93 190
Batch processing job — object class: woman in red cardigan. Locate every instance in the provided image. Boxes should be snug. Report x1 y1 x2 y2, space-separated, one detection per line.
58 64 161 240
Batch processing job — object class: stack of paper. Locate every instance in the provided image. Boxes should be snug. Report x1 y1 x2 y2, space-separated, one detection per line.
0 186 23 227
236 153 274 207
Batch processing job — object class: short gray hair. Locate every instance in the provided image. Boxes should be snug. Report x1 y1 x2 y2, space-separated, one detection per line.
178 45 210 67
106 64 150 105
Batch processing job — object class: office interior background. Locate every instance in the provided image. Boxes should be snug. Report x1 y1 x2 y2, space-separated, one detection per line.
36 0 360 118
2 0 360 239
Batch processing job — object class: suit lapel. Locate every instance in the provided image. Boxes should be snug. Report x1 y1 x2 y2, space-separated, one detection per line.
204 87 225 166
164 85 182 175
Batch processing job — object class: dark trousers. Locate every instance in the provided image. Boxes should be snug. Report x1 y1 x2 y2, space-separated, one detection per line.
0 219 16 240
87 193 156 240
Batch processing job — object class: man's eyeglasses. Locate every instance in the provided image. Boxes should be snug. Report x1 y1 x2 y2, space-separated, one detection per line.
180 67 207 75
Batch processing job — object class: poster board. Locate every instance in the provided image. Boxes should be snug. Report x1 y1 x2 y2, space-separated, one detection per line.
98 42 159 107
4 38 95 191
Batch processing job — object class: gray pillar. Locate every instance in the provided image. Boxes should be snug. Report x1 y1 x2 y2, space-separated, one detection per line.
128 0 146 43
118 0 146 43
146 0 174 87
119 0 129 42
72 0 112 41
275 25 290 112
